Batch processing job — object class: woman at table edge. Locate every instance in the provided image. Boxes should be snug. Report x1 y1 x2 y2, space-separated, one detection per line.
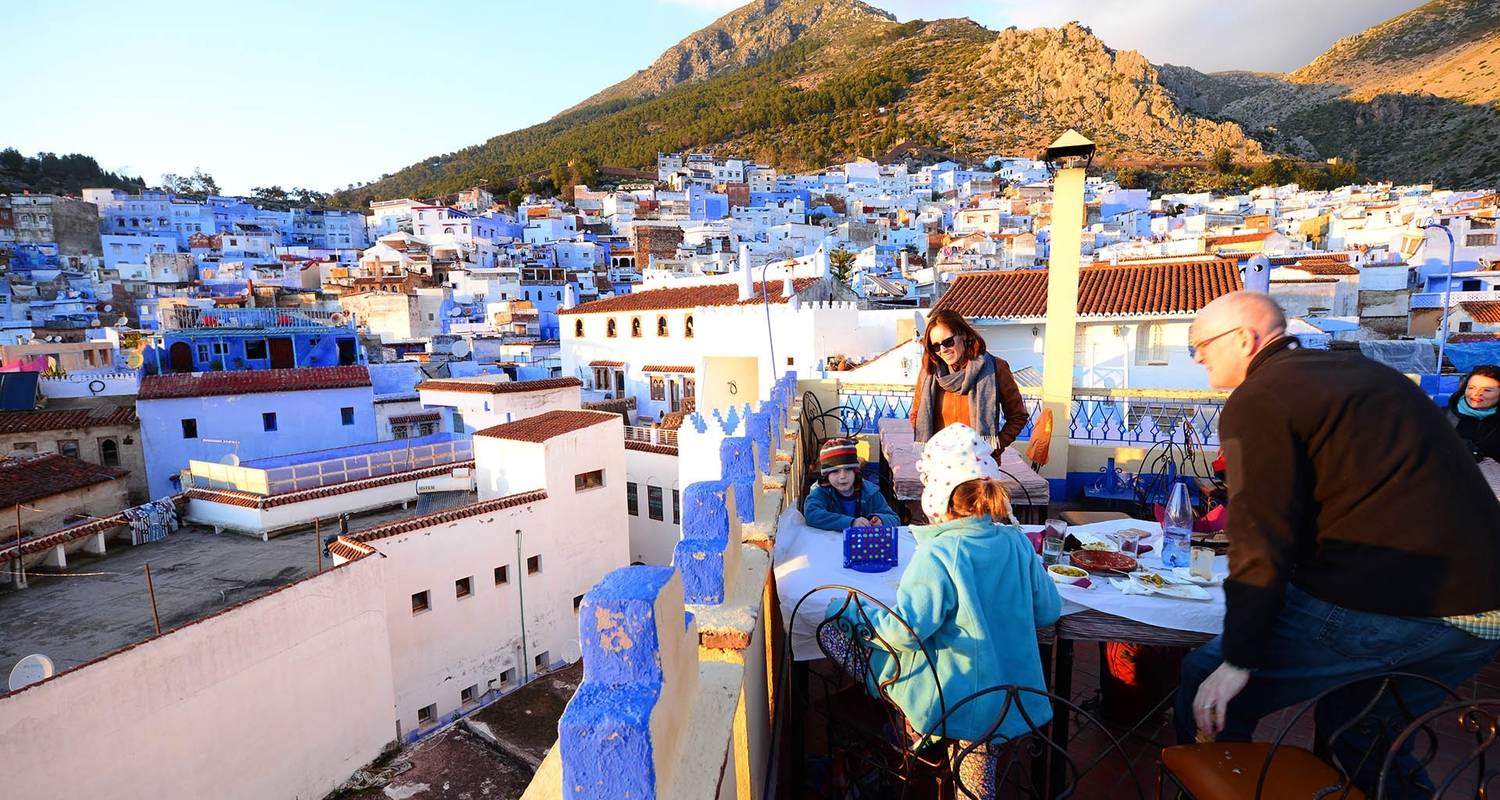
911 309 1030 454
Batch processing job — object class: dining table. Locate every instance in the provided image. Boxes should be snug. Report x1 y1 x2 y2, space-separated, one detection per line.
877 416 1052 523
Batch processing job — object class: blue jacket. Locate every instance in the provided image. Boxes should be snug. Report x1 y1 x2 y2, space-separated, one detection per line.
831 516 1061 743
804 479 900 531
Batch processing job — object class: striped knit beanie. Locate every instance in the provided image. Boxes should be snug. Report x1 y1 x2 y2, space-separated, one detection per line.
819 438 860 475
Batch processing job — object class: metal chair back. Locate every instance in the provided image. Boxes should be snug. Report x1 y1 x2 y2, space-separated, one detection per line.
1377 697 1498 799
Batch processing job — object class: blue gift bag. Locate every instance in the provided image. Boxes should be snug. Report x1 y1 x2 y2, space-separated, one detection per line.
843 525 898 573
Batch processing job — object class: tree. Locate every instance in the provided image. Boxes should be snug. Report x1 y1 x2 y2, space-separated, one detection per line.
549 163 569 200
829 248 857 286
253 185 289 202
1210 147 1235 174
0 148 26 173
189 168 219 196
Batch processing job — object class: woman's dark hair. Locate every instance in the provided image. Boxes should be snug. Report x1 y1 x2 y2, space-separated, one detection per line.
919 308 988 377
1455 364 1500 406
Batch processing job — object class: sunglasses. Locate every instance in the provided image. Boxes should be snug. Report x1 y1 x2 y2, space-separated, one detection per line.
1187 326 1242 359
928 334 961 353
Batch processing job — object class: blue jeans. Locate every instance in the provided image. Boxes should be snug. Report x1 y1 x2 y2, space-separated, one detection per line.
1175 584 1500 799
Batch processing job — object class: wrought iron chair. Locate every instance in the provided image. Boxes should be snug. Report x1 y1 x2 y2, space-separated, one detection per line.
1158 672 1464 800
1376 697 1498 798
921 684 1149 800
783 585 953 799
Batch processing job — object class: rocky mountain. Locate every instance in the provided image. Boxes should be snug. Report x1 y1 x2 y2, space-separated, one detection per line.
557 0 896 116
336 0 1499 205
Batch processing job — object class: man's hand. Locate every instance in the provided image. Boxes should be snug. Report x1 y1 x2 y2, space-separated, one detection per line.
1193 663 1251 739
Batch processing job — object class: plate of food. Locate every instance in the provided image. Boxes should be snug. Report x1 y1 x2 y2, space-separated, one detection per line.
1170 567 1225 586
1131 571 1213 600
1067 549 1138 574
1046 563 1090 584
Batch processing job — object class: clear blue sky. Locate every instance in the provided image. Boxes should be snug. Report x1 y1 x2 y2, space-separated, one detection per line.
3 0 1422 196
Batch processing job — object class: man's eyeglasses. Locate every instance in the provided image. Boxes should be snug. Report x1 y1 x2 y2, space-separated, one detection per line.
1187 327 1242 359
928 335 960 353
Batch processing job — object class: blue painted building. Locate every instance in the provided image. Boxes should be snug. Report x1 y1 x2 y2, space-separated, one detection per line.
144 307 365 375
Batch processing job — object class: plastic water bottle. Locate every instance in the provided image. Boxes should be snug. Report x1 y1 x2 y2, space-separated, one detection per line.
1161 482 1194 568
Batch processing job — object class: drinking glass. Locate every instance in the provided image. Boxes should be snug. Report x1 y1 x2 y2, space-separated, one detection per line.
1042 518 1067 566
1117 530 1140 558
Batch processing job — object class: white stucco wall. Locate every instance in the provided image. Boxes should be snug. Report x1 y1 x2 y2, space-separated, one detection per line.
974 318 1207 391
624 446 681 565
0 557 395 800
417 383 581 434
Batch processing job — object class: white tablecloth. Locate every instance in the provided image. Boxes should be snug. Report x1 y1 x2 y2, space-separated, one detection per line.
774 511 1227 661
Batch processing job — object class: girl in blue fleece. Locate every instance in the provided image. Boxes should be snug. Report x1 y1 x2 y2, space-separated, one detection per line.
826 423 1060 795
804 437 900 531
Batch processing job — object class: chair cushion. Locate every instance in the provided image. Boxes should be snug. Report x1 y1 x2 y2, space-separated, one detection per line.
1161 742 1366 800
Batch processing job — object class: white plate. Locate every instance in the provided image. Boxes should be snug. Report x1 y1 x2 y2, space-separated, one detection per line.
1138 579 1212 600
1170 567 1225 586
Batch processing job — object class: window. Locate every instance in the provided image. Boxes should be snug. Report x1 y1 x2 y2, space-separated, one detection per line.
341 407 355 426
56 439 80 459
499 667 517 687
1466 234 1496 248
455 576 473 598
98 438 120 467
461 684 478 707
606 318 617 338
245 339 268 359
411 590 430 614
574 469 604 492
527 555 541 574
1460 321 1474 333
196 343 211 363
626 481 639 516
657 316 668 336
391 424 409 439
262 412 278 432
1135 323 1168 366
419 422 436 436
573 594 585 612
631 317 642 338
534 651 550 670
181 419 197 439
648 485 664 521
672 489 680 524
12 442 36 453
650 376 665 401
683 378 696 399
417 704 436 726
494 565 509 585
574 319 584 337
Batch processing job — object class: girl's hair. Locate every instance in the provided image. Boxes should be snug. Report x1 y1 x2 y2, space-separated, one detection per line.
947 477 1011 521
919 308 988 377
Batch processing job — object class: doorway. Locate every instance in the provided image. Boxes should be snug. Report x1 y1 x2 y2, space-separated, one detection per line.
168 342 194 373
268 337 294 369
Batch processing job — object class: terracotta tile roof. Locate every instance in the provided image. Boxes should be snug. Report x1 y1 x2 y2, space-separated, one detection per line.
0 406 138 434
1283 259 1359 276
582 397 636 415
186 461 472 509
559 278 820 315
0 495 188 563
642 364 695 373
139 366 371 400
415 376 581 395
933 260 1242 319
388 411 442 425
347 489 548 543
588 360 625 367
1270 277 1339 284
624 440 678 456
1268 253 1351 267
1460 301 1500 325
0 453 129 508
1205 231 1272 246
328 537 376 561
660 410 686 431
474 409 619 443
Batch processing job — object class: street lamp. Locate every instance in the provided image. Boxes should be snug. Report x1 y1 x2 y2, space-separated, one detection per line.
1418 218 1457 374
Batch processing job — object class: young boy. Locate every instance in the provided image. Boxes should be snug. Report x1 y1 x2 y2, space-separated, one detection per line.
804 437 900 531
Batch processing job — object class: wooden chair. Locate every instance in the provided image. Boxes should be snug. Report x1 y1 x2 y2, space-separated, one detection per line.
785 585 953 799
1158 672 1463 800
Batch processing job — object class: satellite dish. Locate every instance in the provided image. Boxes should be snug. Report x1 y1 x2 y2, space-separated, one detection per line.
125 350 144 369
116 316 130 327
103 304 114 312
220 453 240 466
450 339 471 358
8 654 55 691
90 318 101 327
448 306 463 317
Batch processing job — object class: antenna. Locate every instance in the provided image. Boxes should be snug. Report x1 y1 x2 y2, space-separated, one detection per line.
8 654 55 692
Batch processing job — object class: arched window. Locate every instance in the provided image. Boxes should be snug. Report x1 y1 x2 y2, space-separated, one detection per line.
631 317 642 338
684 315 694 338
656 316 668 336
606 318 617 338
1135 322 1168 366
574 319 584 337
98 438 120 467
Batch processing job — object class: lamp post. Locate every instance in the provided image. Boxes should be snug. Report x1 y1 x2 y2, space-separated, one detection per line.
1419 219 1457 374
1037 130 1095 480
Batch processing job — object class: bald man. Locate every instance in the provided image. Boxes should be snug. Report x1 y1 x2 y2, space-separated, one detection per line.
1175 291 1500 797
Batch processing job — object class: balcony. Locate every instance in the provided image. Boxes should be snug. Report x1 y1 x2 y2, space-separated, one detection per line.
162 306 352 331
623 425 677 448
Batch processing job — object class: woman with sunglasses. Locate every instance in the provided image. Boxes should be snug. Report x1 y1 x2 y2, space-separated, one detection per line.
911 308 1029 456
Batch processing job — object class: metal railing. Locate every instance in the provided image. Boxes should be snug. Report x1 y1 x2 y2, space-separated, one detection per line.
624 426 678 447
838 383 1230 447
163 306 351 330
